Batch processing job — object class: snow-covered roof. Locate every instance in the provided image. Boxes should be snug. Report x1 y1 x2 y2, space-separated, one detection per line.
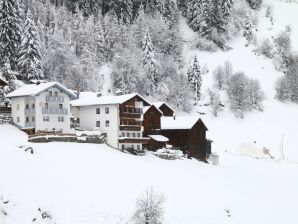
153 102 175 112
161 116 205 130
6 82 77 98
148 135 169 142
143 105 163 115
71 93 150 107
79 91 97 99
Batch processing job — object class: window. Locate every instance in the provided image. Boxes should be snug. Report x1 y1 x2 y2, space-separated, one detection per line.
122 132 125 137
127 132 130 137
137 145 140 150
45 103 48 109
105 107 109 114
26 104 29 110
96 108 100 114
137 133 140 138
32 116 35 122
58 116 64 122
105 120 109 127
49 91 52 96
26 117 29 122
59 104 63 109
132 133 136 138
17 117 20 123
96 121 100 127
43 116 49 122
16 104 19 110
54 92 58 97
32 104 35 109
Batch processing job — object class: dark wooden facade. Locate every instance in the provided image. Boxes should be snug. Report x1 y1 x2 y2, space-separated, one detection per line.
161 119 210 162
143 105 162 136
0 77 8 87
147 138 167 150
158 103 175 117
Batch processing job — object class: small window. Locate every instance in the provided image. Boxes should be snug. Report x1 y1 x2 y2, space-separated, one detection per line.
127 132 130 137
32 104 35 109
49 91 52 96
96 121 100 127
45 103 48 109
96 108 100 114
54 92 58 97
43 116 49 122
32 116 35 122
137 133 140 138
26 117 29 122
26 104 29 110
59 104 63 109
105 120 110 127
122 132 125 137
105 107 109 114
17 117 20 122
137 145 140 150
132 133 136 138
58 116 64 122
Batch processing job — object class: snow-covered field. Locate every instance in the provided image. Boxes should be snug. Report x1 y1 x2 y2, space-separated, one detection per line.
181 0 298 161
1 124 298 224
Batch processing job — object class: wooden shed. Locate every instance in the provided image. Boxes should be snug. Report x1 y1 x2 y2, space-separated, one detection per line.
160 116 211 162
153 102 175 117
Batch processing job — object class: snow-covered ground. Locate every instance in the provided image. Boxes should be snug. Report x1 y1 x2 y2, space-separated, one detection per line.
1 124 298 224
181 0 298 161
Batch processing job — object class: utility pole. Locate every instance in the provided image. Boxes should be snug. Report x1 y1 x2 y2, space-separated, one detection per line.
280 134 285 161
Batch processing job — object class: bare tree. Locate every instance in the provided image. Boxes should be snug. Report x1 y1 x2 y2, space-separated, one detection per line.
132 188 165 224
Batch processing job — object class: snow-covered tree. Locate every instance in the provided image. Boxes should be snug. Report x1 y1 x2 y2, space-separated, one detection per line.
243 16 254 44
1 59 17 93
109 0 133 24
219 0 234 22
18 10 43 82
227 72 249 118
273 29 291 70
208 89 223 117
132 188 165 224
246 0 262 10
0 0 23 70
187 56 202 102
247 78 264 111
213 65 225 90
142 29 159 91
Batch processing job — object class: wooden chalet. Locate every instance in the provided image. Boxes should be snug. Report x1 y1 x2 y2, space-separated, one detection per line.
153 102 175 117
160 116 211 162
142 105 169 150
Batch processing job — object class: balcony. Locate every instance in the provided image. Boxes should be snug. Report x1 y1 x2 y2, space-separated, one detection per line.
25 122 35 128
46 96 64 102
42 108 68 115
120 125 142 131
25 108 35 115
119 137 150 144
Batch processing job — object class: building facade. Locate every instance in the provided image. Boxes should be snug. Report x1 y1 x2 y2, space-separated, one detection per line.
7 82 76 134
71 94 151 150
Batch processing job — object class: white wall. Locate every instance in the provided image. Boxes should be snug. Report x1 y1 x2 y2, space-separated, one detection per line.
11 97 25 127
35 86 71 133
79 104 119 148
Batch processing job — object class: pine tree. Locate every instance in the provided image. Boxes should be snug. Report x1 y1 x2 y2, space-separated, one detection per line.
142 29 158 91
246 0 262 10
18 10 43 82
198 0 214 38
109 0 133 24
0 0 23 70
1 58 17 93
187 0 202 32
177 0 189 17
219 0 234 22
243 16 253 44
187 56 202 102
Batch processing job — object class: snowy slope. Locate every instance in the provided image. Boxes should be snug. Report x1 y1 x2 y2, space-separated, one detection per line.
1 125 298 224
181 0 298 161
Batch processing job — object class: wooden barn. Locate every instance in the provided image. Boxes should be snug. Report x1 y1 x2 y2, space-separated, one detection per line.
160 116 211 162
143 105 169 150
153 102 175 117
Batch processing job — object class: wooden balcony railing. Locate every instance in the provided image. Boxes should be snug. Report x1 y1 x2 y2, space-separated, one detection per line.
119 137 150 144
120 125 142 131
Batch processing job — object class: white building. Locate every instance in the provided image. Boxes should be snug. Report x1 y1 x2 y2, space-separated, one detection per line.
6 82 76 134
71 93 151 150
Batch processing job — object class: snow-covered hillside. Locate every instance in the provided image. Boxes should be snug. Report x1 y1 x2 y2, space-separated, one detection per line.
181 0 298 161
1 124 298 224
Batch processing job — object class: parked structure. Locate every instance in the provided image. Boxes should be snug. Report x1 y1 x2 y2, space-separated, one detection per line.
160 116 211 161
6 82 76 134
71 93 151 150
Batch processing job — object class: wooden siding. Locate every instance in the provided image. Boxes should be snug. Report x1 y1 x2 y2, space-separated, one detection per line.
159 104 174 116
146 138 167 151
143 106 162 136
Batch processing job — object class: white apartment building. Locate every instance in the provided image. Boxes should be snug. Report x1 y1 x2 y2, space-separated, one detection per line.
71 93 151 150
6 82 76 134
